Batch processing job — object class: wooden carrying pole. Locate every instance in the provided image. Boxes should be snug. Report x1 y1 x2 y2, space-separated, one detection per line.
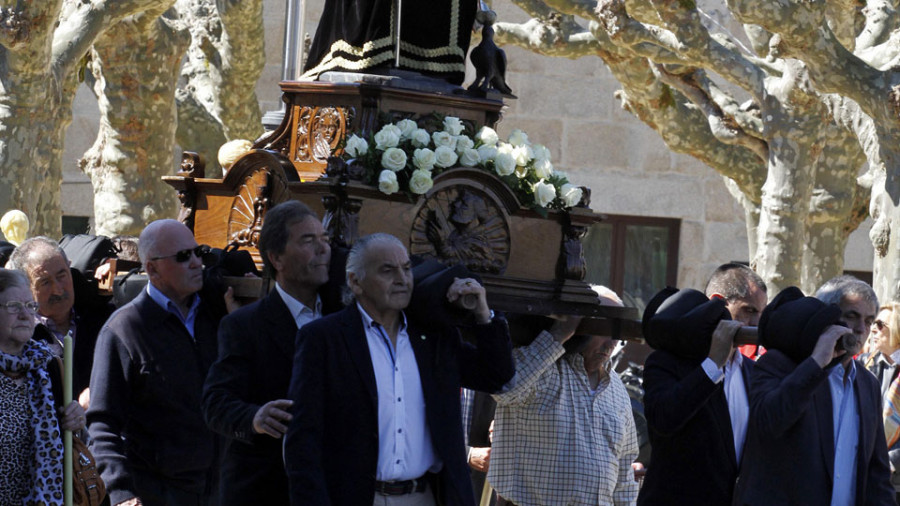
63 332 74 506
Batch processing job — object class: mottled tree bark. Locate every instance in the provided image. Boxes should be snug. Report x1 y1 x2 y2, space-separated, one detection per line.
79 6 188 236
76 0 265 236
0 0 176 236
175 0 266 174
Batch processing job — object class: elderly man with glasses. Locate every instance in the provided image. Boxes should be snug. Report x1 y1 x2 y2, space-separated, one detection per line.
87 219 221 506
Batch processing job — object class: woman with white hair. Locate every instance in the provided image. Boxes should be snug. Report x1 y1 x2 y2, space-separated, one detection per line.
0 268 84 505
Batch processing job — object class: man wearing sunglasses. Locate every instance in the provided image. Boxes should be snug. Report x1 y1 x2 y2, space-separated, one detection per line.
88 219 221 506
203 200 341 505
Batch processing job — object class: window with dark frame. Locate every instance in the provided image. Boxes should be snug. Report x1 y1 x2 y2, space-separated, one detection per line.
582 215 680 313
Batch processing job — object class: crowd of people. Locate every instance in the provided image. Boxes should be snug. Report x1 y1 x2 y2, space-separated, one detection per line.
1 201 900 505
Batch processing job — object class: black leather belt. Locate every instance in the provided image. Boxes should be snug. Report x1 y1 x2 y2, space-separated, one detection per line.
374 475 429 495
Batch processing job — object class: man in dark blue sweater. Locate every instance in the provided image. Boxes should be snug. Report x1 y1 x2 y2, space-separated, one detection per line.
87 219 220 506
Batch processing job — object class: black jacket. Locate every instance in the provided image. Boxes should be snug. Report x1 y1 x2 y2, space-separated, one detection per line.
284 303 514 506
638 350 753 505
202 288 340 505
734 351 895 506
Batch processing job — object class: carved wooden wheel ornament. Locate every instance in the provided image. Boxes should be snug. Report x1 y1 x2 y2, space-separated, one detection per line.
227 165 291 251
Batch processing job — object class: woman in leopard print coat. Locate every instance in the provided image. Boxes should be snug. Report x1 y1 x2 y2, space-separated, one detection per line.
0 269 84 506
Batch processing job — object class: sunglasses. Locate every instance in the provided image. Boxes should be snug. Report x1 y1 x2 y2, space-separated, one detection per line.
150 245 211 263
873 319 889 331
2 301 39 315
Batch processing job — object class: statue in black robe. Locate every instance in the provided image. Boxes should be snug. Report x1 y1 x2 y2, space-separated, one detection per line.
302 0 478 85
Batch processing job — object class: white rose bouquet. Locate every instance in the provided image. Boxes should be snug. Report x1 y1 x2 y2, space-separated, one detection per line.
337 113 584 212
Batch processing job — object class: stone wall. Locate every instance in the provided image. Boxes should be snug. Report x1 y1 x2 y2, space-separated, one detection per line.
59 0 874 291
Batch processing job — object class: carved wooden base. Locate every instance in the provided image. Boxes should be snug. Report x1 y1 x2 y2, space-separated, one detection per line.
254 81 504 179
165 81 638 336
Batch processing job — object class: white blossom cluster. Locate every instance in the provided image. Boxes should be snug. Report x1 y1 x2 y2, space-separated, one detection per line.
341 116 584 210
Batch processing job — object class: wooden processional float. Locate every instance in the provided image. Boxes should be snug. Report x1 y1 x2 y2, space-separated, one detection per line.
164 80 652 341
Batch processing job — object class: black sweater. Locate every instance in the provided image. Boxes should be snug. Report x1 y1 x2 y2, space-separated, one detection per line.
86 290 219 505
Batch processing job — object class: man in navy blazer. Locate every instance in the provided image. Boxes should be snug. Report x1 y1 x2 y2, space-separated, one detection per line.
202 201 341 505
638 266 765 505
734 284 895 505
284 233 514 506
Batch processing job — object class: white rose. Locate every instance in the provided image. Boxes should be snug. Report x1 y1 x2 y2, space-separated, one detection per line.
411 129 431 148
412 148 436 171
512 145 534 166
476 126 499 147
409 169 434 194
533 180 556 207
496 142 514 156
378 170 399 195
381 147 407 171
533 144 551 162
432 131 457 150
374 125 401 150
533 158 553 179
443 116 465 136
455 135 474 154
515 164 529 179
560 183 583 207
434 145 459 168
396 119 418 140
508 129 529 147
343 134 369 158
494 152 516 176
459 148 480 167
477 145 498 162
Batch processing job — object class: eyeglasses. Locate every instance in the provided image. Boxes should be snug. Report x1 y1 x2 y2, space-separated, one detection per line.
2 301 39 314
150 245 211 263
874 319 890 331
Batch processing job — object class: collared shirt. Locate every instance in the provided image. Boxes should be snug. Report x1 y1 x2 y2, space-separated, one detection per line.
36 308 76 343
147 283 201 339
829 361 859 506
701 353 749 463
461 388 474 447
274 282 322 328
357 303 439 481
724 352 749 463
35 309 75 357
489 331 639 506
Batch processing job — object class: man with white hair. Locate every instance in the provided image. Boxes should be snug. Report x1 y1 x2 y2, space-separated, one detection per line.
88 219 220 506
489 286 639 506
284 232 514 506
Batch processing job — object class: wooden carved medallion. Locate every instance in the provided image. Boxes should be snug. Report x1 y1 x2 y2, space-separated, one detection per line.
410 186 510 274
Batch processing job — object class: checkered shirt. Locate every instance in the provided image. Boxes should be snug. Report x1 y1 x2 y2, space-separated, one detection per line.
488 331 639 506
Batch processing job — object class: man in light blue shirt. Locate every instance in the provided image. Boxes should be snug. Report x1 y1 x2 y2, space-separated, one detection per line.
284 233 514 506
817 276 878 505
734 281 895 505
